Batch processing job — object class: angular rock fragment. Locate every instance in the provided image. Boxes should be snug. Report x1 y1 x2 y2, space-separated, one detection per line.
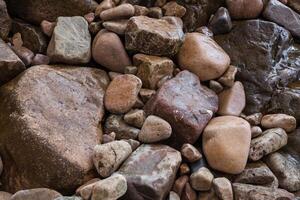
0 0 11 40
208 7 232 35
218 65 237 87
190 167 214 191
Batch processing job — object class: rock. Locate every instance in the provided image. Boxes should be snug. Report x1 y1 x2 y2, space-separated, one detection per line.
190 167 214 191
208 7 232 35
288 0 300 14
76 178 101 200
213 177 233 200
234 162 278 188
251 126 263 138
162 1 186 18
102 20 128 35
92 30 131 73
181 144 202 163
134 5 149 16
100 4 135 21
84 12 95 24
181 183 197 200
263 0 300 39
139 88 156 103
102 133 115 144
209 80 224 94
117 144 181 200
6 0 96 25
104 74 142 114
226 0 263 19
0 65 109 193
93 141 132 178
249 128 288 161
104 115 140 140
138 115 172 143
125 16 184 56
108 71 122 80
148 7 163 18
11 46 34 66
12 20 47 53
173 175 189 197
40 20 56 37
203 116 251 174
92 174 127 200
261 114 297 133
134 53 174 89
89 22 102 35
123 139 140 151
162 16 183 29
124 109 145 128
177 33 230 81
0 191 12 200
95 0 114 17
47 16 91 64
32 54 50 65
195 26 214 37
233 183 295 200
169 191 180 200
245 113 262 126
217 81 246 116
10 188 62 200
12 32 23 48
124 66 138 75
0 39 25 86
0 0 11 40
179 163 190 176
218 65 237 87
145 70 218 147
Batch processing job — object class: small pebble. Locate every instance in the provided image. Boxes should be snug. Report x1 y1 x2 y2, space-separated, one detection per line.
261 114 297 132
213 177 233 200
124 109 146 128
181 143 202 163
190 167 214 191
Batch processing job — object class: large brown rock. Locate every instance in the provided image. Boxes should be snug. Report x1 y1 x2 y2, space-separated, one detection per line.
0 65 109 193
117 144 181 200
145 70 218 148
0 39 25 86
0 0 11 40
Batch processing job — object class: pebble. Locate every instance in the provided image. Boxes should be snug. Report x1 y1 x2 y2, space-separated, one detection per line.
245 112 263 126
31 53 50 65
10 188 62 200
12 46 34 66
104 74 142 114
179 163 191 176
124 66 138 75
134 5 149 16
11 32 23 48
177 32 230 81
181 143 202 163
138 115 172 143
190 167 214 191
208 7 232 35
95 0 115 17
173 175 189 197
181 183 197 200
209 80 224 94
169 191 180 200
148 7 163 18
226 0 264 19
203 116 251 174
140 89 156 103
102 20 128 35
251 126 263 138
249 128 288 161
101 4 135 21
76 178 101 200
124 109 146 128
218 65 237 87
123 139 140 151
162 1 186 18
261 114 297 132
40 20 55 37
83 12 95 24
213 177 233 200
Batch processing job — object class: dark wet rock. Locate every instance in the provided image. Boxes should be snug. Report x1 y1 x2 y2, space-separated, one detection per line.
0 0 11 40
0 65 109 193
208 7 232 35
215 20 300 118
117 144 181 200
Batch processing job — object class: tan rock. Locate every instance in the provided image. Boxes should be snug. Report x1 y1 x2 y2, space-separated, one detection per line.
179 163 190 176
245 112 263 126
181 143 202 163
100 3 135 21
181 183 197 200
12 32 23 48
203 116 251 174
218 81 246 116
102 20 128 35
218 65 238 87
226 0 264 19
162 1 186 18
251 126 263 138
190 167 214 191
178 33 230 81
261 114 297 132
213 177 233 200
124 109 146 128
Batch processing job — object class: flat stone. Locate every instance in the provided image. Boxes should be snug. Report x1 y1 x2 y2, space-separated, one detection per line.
226 0 263 19
190 167 214 191
47 16 91 64
249 128 288 161
162 1 186 18
0 65 109 193
203 116 251 174
117 144 181 200
0 39 25 86
208 7 232 35
0 0 11 40
76 178 101 200
100 4 135 21
213 177 233 200
10 188 62 200
181 143 202 163
145 70 218 148
125 16 184 56
177 33 230 81
261 114 297 133
124 109 146 128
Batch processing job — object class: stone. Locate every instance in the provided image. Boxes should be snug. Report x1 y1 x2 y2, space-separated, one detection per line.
261 114 297 133
124 66 138 75
177 33 230 81
162 1 186 18
95 0 115 17
245 113 262 126
209 80 224 94
138 115 172 143
92 30 132 73
217 81 246 116
93 141 132 178
134 5 149 16
91 174 127 200
145 71 218 148
6 0 96 25
140 89 156 103
108 71 121 80
162 16 183 29
124 109 146 128
10 188 62 200
102 133 115 144
181 144 202 163
76 178 101 200
40 20 56 37
218 65 237 87
104 74 142 114
125 16 184 56
11 46 34 66
12 32 23 48
215 20 300 118
32 54 50 65
123 139 140 151
117 144 181 200
288 0 300 14
179 163 190 176
213 177 233 200
148 7 163 18
0 0 11 40
169 191 180 200
233 183 295 200
0 65 109 193
173 175 189 197
195 26 214 37
234 162 278 188
47 16 91 64
100 4 135 21
263 0 300 39
133 97 144 109
181 183 197 200
0 192 12 200
154 0 166 7
251 126 263 138
0 156 2 175
134 53 174 89
208 7 232 35
84 12 95 24
203 116 251 174
249 128 288 161
226 0 263 19
12 20 47 53
89 22 102 35
0 39 25 86
102 20 128 35
104 115 140 140
190 167 214 191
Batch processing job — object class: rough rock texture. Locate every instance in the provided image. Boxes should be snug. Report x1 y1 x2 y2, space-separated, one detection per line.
6 0 97 25
215 20 300 119
145 70 218 148
125 16 184 56
0 65 109 193
117 144 181 200
0 39 25 86
10 188 62 200
47 17 91 64
0 0 11 40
